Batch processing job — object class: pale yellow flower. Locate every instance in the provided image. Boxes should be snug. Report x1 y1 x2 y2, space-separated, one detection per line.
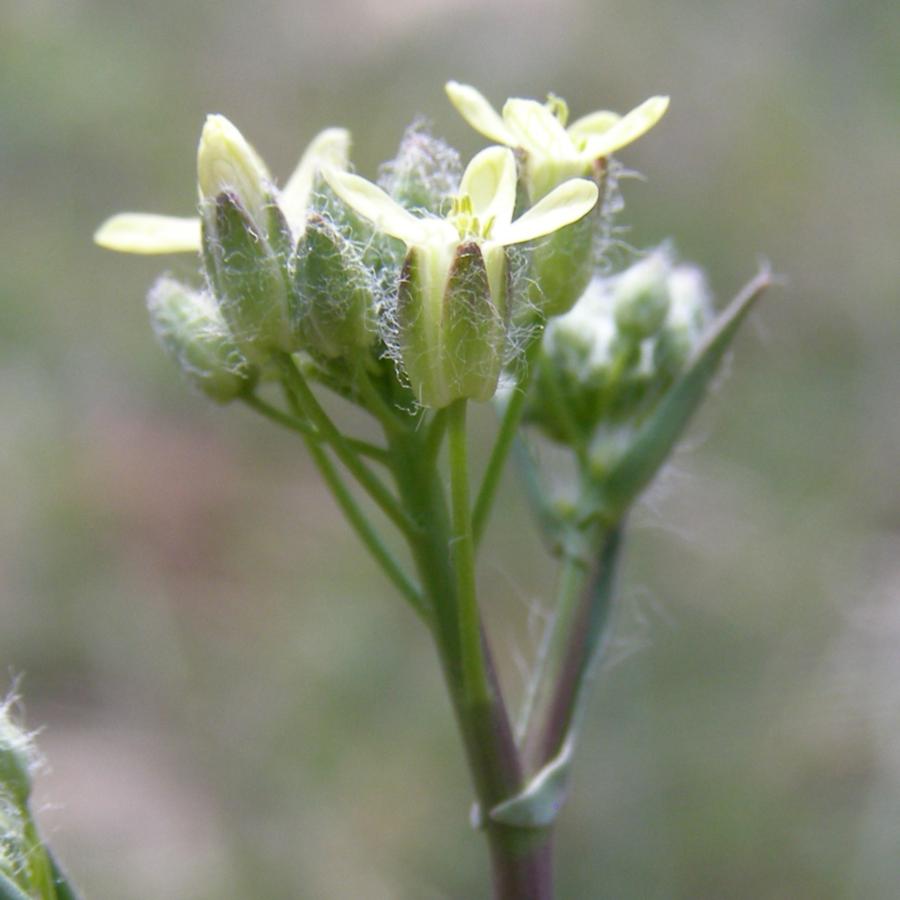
446 82 668 200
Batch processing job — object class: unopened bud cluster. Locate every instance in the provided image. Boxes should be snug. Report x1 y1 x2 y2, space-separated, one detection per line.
525 249 714 468
96 85 670 410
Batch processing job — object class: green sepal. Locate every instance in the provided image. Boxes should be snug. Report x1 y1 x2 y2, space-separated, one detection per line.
442 241 505 404
293 213 375 359
397 247 442 406
206 191 293 362
596 268 771 521
489 738 573 828
264 193 295 262
525 211 595 319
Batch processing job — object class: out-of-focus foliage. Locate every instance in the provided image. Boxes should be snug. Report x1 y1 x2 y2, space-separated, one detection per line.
1 0 898 896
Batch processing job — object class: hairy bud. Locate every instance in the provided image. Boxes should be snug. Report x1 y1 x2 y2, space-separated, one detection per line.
293 213 376 359
613 251 671 339
148 276 257 402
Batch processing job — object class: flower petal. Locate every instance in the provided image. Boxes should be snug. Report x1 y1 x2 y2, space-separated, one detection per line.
581 96 669 160
94 213 201 254
280 127 351 231
197 115 271 223
322 167 429 245
566 110 621 143
493 178 598 246
445 81 516 146
459 146 517 229
501 98 573 158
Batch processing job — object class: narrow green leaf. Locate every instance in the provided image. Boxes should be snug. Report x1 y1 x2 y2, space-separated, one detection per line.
599 267 772 520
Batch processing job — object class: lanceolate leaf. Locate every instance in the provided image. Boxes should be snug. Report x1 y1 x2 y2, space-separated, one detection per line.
599 267 772 520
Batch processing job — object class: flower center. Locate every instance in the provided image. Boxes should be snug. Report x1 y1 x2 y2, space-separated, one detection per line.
449 193 495 242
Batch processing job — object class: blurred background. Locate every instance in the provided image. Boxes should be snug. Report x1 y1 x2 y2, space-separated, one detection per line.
2 0 899 896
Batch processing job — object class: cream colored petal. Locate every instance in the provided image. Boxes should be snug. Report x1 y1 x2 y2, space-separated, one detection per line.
581 96 669 159
459 146 517 229
493 178 598 246
197 115 271 223
94 214 201 254
280 127 351 230
501 98 573 158
445 81 516 146
566 110 622 143
322 167 429 245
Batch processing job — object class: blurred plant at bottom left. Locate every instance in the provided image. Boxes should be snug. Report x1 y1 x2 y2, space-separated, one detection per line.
0 694 79 900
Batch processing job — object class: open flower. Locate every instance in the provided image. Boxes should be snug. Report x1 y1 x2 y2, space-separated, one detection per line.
325 146 598 407
94 118 350 254
446 82 669 201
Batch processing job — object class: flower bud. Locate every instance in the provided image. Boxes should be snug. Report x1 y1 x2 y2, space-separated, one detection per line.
379 124 462 216
293 213 376 359
197 114 271 225
525 210 596 320
613 252 671 339
148 276 257 403
653 265 714 379
203 191 294 363
398 242 505 408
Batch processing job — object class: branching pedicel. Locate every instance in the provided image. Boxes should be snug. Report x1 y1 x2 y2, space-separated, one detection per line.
88 83 769 899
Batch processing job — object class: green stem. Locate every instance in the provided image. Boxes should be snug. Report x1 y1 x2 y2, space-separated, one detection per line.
447 400 489 704
525 526 623 769
274 375 426 619
307 439 427 619
276 355 415 539
241 393 390 464
473 337 541 545
424 407 449 468
516 551 587 745
387 426 553 899
352 366 409 440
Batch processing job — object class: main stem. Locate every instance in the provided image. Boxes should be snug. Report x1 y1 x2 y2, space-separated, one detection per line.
388 423 554 899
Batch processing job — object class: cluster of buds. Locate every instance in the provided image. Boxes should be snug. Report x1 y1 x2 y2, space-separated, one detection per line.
523 248 769 529
96 84 670 411
96 116 374 401
526 249 714 450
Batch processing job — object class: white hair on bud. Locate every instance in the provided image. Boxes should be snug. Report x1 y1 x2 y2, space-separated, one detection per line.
378 120 462 216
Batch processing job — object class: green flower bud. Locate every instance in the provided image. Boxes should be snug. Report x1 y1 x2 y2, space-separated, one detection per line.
526 210 596 319
525 253 697 446
379 124 462 216
293 213 376 359
613 252 671 339
203 191 294 363
148 276 256 403
653 265 714 379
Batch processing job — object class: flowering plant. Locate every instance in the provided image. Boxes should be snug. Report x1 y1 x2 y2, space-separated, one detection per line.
3 82 769 900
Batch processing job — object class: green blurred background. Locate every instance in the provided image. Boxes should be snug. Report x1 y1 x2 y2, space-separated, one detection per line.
2 0 899 896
